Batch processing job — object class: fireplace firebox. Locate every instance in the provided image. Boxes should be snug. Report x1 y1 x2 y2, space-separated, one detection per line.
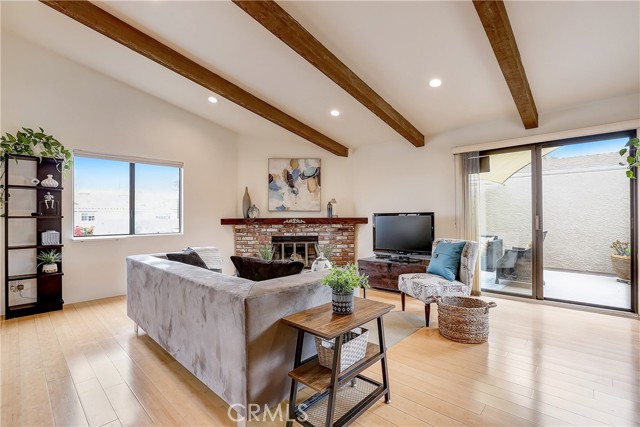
271 236 319 268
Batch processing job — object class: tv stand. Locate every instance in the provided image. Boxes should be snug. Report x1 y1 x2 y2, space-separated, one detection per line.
390 256 422 264
358 256 430 292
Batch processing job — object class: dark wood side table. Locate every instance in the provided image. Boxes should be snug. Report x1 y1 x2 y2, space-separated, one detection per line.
282 298 393 427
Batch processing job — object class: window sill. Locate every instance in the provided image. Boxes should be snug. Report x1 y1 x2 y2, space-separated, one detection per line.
72 232 183 242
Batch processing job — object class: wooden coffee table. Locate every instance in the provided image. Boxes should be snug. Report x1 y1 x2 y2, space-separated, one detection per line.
282 298 393 427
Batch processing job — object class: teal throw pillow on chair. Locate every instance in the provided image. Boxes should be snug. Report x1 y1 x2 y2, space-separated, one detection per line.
427 241 467 281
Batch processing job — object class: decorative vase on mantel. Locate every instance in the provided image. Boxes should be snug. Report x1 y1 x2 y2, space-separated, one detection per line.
248 204 260 219
242 187 252 219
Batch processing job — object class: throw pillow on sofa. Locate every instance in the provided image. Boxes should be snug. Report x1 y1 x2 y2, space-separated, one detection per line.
231 256 304 281
427 241 466 281
167 248 209 270
187 246 223 273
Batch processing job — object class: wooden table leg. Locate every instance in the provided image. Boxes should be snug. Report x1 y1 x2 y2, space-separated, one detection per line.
286 329 305 427
325 334 343 426
377 316 391 403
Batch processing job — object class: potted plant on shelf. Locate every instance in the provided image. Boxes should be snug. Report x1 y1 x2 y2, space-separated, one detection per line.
37 249 62 274
321 264 369 314
0 127 72 215
610 240 630 282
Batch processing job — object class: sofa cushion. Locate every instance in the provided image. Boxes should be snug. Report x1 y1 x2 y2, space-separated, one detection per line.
399 273 470 303
167 248 209 269
427 241 466 281
231 256 304 281
188 246 223 273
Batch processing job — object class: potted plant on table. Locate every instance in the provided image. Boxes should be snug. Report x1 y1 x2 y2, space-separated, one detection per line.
610 240 630 282
322 264 369 314
37 249 62 273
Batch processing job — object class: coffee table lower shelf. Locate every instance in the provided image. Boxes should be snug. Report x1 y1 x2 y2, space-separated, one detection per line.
292 375 385 427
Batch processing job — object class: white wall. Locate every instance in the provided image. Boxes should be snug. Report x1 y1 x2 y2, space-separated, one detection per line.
350 93 640 260
1 33 239 314
236 134 354 219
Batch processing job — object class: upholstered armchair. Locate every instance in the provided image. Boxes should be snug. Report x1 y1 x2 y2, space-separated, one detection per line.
398 238 479 326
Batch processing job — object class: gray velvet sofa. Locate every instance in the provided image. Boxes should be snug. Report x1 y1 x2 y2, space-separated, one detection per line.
126 254 331 421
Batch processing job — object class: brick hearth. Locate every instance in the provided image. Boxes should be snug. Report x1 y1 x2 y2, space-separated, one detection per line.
221 218 368 266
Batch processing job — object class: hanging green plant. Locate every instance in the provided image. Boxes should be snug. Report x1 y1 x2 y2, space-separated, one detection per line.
619 137 640 178
0 127 72 215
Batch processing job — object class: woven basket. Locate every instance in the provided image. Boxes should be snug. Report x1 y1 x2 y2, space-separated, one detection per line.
436 297 497 344
315 327 369 372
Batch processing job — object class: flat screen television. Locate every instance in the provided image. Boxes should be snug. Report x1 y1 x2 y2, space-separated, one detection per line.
373 212 435 258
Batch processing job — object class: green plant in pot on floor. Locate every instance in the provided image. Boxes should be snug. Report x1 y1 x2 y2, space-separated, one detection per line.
37 249 62 274
610 240 630 281
322 264 369 314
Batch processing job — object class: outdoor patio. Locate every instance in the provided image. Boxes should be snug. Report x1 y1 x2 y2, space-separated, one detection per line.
481 269 631 310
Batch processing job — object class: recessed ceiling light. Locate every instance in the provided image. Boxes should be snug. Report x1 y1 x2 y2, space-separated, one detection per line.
330 110 340 117
207 96 218 104
429 79 442 88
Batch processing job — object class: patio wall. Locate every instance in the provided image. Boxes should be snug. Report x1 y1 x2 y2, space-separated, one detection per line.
480 153 630 274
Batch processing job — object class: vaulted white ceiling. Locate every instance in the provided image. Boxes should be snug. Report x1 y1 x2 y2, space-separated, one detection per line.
2 1 639 150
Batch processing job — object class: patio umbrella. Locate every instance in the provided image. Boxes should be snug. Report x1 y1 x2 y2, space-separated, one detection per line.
479 147 559 184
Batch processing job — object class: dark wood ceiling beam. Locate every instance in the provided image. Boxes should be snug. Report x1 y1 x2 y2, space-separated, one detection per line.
473 0 539 129
233 0 425 147
40 0 349 157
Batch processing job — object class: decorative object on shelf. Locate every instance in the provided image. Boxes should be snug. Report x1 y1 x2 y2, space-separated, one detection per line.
242 186 252 218
610 240 631 281
37 249 62 274
30 177 40 186
44 192 55 209
0 127 72 215
311 244 334 272
268 158 321 212
41 174 59 188
41 230 61 245
329 198 338 217
247 204 260 219
321 264 369 314
257 244 274 260
618 137 640 178
327 200 333 218
39 191 60 215
315 327 369 371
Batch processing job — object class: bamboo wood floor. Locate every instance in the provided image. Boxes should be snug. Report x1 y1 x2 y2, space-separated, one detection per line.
1 290 638 426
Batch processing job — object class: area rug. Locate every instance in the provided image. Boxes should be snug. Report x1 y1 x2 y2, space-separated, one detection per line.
363 310 424 348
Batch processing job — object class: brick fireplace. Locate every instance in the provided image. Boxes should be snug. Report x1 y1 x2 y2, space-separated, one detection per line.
220 217 368 266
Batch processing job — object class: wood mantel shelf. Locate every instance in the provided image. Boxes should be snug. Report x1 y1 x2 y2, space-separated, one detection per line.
220 217 368 225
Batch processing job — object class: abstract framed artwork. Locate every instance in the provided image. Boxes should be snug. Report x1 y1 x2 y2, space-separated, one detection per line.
268 158 321 211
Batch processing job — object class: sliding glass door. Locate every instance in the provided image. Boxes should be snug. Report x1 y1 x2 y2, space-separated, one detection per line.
476 131 637 312
540 137 634 309
477 147 534 297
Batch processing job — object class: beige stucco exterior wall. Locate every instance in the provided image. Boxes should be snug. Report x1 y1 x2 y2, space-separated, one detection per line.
480 153 630 275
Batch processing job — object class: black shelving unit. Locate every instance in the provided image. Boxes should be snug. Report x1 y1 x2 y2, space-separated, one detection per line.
3 155 64 319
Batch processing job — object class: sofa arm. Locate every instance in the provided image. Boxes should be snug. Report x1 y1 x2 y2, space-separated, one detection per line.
244 271 332 413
